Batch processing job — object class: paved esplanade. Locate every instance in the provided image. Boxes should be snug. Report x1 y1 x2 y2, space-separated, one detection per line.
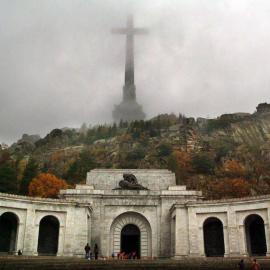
112 15 147 122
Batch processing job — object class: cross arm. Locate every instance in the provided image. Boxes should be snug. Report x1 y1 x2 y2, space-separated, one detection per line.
111 28 127 35
133 28 149 35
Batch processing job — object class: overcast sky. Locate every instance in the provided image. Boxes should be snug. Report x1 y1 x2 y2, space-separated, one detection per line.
1 0 270 145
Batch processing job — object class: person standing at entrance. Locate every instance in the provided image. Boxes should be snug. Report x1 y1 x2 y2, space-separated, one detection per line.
94 244 99 260
252 259 259 270
238 259 245 269
84 243 91 259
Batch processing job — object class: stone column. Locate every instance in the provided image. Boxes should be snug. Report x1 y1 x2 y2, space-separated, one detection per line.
63 207 75 256
227 209 241 256
57 225 65 256
73 207 89 256
171 216 176 257
23 207 37 256
188 208 199 257
16 222 25 254
197 226 205 257
33 218 40 256
267 207 270 256
264 222 270 256
223 226 229 257
238 225 248 257
174 206 189 258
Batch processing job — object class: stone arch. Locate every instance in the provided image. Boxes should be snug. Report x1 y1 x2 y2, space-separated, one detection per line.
36 213 63 227
0 209 24 225
203 217 225 257
0 211 19 254
244 214 267 256
110 212 152 258
37 215 60 255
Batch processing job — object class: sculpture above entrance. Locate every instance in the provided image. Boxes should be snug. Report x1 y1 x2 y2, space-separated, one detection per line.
115 174 148 190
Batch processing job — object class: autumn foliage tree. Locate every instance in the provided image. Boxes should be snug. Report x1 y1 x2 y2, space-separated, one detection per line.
29 173 67 198
215 177 249 199
167 151 194 182
221 159 246 178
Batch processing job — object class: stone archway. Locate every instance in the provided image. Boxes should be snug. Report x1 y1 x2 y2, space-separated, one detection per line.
245 214 267 256
0 212 19 254
203 217 225 257
110 212 152 258
38 215 59 255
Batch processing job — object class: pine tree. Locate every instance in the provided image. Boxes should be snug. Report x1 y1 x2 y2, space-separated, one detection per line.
0 162 18 194
19 158 38 195
112 122 117 136
65 148 96 185
119 119 123 128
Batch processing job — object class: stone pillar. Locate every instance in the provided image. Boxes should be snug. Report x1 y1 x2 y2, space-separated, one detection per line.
188 208 199 257
238 225 248 257
171 216 176 257
16 222 25 254
73 207 89 257
223 226 229 257
33 217 40 256
174 206 189 258
63 207 75 256
23 207 37 256
266 208 270 256
197 227 205 257
264 222 270 256
227 209 241 257
57 225 65 256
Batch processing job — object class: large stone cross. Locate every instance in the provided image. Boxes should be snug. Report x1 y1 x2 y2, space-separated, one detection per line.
111 14 148 102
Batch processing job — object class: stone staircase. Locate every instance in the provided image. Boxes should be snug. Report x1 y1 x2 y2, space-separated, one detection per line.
1 257 270 270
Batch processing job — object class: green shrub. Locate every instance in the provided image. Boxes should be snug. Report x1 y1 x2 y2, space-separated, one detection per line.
126 147 146 161
158 143 173 157
192 153 215 174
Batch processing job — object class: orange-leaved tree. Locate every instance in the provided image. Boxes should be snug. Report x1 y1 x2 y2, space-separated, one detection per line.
167 151 195 185
29 173 67 198
221 159 246 178
215 177 249 199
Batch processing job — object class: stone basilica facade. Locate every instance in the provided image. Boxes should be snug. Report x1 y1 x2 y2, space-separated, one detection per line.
1 169 270 258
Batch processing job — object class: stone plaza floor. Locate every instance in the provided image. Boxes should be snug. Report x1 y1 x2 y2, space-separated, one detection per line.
1 256 270 270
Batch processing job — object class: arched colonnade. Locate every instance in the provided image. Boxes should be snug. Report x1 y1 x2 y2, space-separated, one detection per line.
200 214 268 257
0 211 61 255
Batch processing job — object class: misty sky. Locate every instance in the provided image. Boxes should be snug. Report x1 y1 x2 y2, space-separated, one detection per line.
1 0 270 145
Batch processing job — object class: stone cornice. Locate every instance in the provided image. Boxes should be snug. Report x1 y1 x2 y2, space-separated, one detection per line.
169 194 270 212
0 192 92 211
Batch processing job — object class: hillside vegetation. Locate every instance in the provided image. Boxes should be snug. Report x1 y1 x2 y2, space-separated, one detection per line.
1 104 270 200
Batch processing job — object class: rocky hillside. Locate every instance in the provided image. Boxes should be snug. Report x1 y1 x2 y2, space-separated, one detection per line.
2 103 270 199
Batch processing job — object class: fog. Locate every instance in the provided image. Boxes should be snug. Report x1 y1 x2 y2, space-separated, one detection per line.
1 0 270 145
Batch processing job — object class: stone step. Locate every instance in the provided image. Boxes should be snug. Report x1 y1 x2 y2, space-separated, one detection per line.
1 257 270 270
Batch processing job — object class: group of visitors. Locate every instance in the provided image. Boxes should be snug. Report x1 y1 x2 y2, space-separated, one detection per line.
238 259 259 270
117 251 137 260
84 243 99 260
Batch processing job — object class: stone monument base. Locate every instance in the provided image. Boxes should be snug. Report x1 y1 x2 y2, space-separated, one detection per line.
113 100 146 122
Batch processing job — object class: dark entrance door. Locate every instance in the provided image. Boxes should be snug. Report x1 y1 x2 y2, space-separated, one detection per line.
203 218 225 257
245 215 267 256
121 224 140 259
38 216 59 255
0 212 18 254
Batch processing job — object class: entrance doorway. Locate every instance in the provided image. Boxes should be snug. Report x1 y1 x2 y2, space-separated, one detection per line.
38 215 59 255
0 212 18 254
245 214 266 256
121 224 140 258
203 217 225 257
